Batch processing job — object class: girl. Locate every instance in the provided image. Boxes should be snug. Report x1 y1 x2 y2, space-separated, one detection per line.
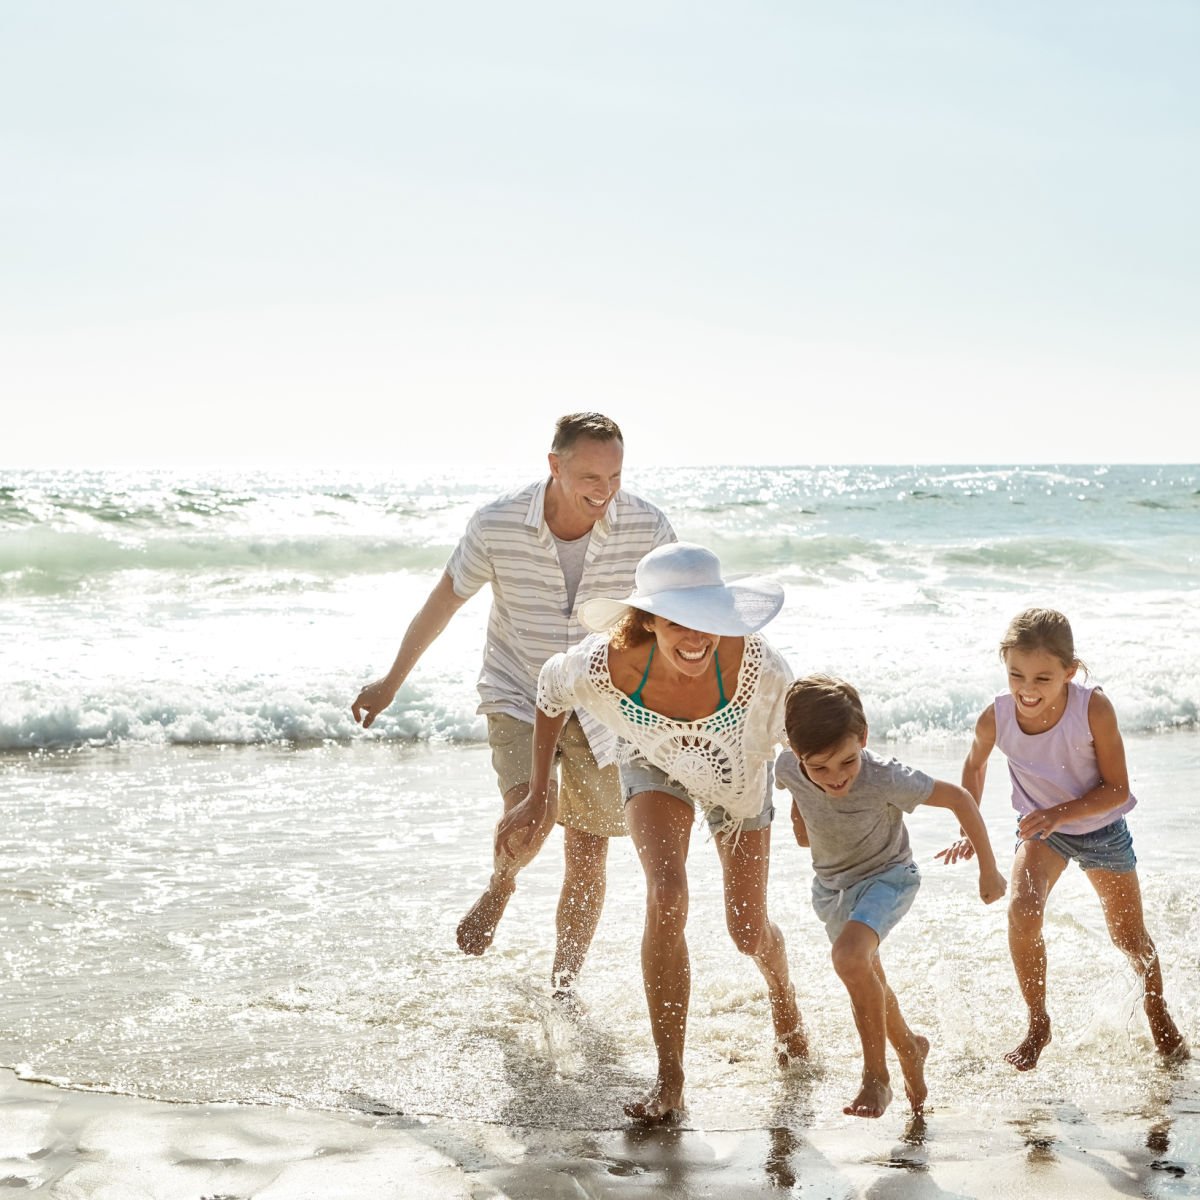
953 608 1187 1070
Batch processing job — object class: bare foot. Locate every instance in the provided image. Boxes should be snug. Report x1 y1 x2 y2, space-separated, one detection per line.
897 1033 930 1114
624 1073 685 1124
772 985 810 1067
455 878 515 955
1147 1002 1189 1061
844 1074 892 1119
775 1024 810 1068
1005 1014 1051 1071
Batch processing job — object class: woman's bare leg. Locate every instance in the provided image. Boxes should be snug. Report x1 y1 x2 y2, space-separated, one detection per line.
714 824 808 1064
624 791 695 1121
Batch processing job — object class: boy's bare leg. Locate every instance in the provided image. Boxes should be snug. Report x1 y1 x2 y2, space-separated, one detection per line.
1089 868 1189 1060
831 920 892 1117
874 955 929 1113
457 780 557 955
551 826 609 997
624 793 694 1121
715 824 808 1064
1005 839 1068 1070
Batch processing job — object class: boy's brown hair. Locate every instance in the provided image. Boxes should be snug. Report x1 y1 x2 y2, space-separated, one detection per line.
784 674 868 758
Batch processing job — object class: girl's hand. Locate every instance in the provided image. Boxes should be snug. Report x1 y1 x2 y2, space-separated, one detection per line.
934 837 975 865
979 866 1007 905
1017 806 1065 842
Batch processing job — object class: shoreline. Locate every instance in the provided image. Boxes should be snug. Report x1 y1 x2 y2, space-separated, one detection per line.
3 1065 1197 1199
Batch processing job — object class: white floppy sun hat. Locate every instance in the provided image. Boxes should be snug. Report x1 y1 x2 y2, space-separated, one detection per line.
579 542 784 637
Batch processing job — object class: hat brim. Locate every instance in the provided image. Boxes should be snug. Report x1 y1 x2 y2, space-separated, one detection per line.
579 576 784 637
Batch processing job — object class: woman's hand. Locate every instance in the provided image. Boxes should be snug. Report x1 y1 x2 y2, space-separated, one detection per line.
495 791 554 864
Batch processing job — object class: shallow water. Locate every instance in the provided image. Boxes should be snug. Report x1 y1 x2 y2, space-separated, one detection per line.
2 735 1196 1142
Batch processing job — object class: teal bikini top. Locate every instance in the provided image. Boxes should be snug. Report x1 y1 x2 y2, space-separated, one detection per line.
626 643 729 711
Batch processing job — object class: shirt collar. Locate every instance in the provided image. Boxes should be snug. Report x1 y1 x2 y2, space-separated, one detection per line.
525 477 619 537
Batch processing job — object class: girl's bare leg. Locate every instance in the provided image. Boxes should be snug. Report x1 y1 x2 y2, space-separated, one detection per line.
624 792 695 1121
714 824 808 1064
1087 868 1189 1060
1005 838 1069 1069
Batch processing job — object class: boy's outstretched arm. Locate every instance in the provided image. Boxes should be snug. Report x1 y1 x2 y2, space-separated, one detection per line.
924 780 1007 904
789 799 810 847
937 705 997 865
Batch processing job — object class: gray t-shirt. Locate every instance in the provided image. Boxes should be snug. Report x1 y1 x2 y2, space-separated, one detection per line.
774 747 934 890
552 529 592 612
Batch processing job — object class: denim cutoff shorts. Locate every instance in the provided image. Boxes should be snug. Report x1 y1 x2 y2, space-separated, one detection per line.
1022 816 1137 874
811 861 921 944
619 755 775 833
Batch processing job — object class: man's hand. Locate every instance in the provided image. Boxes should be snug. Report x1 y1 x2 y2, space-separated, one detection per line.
351 678 398 728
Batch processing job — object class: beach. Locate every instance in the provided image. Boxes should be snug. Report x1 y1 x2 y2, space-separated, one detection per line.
2 465 1198 1196
2 737 1197 1198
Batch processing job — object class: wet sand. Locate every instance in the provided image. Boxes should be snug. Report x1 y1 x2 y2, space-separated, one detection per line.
3 1065 1196 1199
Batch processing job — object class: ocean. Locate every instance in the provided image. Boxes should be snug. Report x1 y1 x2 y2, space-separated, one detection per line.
1 464 1197 1179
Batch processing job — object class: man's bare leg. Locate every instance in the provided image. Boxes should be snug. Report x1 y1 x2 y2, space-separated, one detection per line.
1005 840 1068 1070
552 826 609 996
457 780 557 956
831 921 892 1117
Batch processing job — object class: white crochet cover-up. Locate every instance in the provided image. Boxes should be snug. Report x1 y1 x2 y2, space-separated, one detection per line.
537 632 792 831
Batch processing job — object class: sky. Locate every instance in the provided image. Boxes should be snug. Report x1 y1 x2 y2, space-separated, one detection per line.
3 1 1198 468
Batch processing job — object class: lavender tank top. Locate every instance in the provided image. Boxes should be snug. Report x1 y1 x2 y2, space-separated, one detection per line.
993 680 1136 836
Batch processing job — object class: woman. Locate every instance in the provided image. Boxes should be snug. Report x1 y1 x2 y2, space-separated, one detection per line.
497 542 807 1122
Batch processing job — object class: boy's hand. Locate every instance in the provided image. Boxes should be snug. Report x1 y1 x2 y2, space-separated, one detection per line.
979 866 1007 905
934 837 975 865
790 800 810 848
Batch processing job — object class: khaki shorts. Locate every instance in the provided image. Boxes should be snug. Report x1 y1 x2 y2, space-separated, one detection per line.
486 712 626 838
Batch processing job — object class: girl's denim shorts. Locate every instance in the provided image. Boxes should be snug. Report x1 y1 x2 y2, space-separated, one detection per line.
1023 816 1137 874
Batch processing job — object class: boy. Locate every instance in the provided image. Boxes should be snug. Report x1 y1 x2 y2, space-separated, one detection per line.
777 674 1007 1118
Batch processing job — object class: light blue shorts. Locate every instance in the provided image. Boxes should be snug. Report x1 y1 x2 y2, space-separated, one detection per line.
619 756 775 833
1022 816 1137 874
811 861 921 944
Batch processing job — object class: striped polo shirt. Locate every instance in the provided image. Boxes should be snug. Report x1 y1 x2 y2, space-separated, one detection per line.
446 477 675 761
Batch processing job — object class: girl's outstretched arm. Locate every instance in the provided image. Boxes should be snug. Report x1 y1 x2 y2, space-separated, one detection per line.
924 780 1007 904
937 705 996 865
1016 690 1130 841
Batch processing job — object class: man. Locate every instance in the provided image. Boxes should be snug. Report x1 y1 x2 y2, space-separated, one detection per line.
351 412 674 994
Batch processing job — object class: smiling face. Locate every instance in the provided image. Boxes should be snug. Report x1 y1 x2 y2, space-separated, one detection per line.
648 616 721 679
799 731 867 797
1004 645 1077 727
546 435 623 536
